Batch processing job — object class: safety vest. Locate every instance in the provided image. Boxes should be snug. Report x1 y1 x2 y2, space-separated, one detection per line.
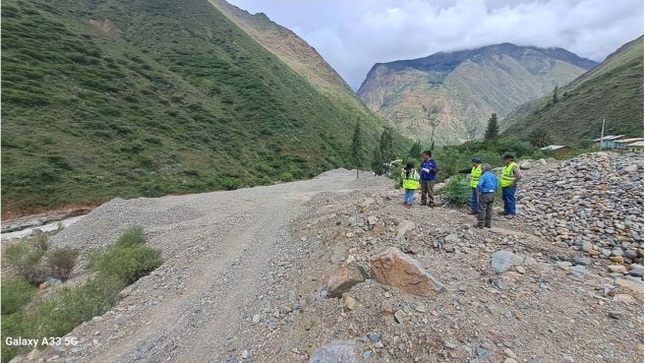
401 171 420 190
469 165 483 188
500 161 518 187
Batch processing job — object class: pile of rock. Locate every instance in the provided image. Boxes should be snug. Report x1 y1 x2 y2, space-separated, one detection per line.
517 152 643 265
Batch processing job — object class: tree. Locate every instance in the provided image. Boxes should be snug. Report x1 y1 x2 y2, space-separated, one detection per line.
528 128 552 147
408 141 422 160
371 146 384 176
371 128 395 176
552 86 559 104
484 113 499 140
423 105 441 148
350 121 363 179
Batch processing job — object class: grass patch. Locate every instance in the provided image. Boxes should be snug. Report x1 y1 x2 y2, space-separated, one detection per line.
1 278 37 315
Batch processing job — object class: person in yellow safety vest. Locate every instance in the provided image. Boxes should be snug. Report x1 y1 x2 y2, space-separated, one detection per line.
401 162 420 209
458 157 483 215
500 154 522 218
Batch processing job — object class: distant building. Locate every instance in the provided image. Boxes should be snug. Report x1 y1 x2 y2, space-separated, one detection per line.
593 135 626 149
626 141 644 153
540 145 575 156
614 137 644 149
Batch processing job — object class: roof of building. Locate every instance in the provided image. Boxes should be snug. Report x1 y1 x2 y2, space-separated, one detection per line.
616 137 644 143
540 145 571 151
593 135 627 142
627 141 644 147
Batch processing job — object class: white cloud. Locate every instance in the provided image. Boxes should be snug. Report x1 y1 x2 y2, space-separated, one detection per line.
227 0 644 90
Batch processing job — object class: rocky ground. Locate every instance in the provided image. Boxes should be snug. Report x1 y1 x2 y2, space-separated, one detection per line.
10 152 644 363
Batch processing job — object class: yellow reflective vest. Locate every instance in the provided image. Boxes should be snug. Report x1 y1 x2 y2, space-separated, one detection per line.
401 170 420 190
500 161 518 187
470 165 483 188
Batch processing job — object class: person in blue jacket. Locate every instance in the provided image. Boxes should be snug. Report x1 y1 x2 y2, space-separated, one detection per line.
419 150 438 206
476 163 499 228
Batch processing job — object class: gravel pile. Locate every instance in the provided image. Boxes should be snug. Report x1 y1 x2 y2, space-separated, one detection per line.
517 152 644 265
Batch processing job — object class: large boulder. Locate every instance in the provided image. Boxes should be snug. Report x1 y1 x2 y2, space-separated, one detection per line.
369 247 446 296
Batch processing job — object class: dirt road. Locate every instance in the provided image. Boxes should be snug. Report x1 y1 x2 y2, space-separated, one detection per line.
26 169 391 363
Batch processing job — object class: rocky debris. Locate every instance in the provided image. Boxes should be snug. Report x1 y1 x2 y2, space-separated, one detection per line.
16 159 645 363
369 247 446 296
517 152 644 265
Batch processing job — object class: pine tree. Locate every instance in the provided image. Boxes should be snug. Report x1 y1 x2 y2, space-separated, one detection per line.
484 113 499 140
350 121 363 179
552 86 559 104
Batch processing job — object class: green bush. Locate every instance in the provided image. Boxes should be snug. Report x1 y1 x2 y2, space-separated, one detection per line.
1 278 37 315
280 172 294 182
443 176 471 206
94 226 163 285
114 225 145 248
1 312 36 362
35 275 124 338
46 247 79 281
2 237 48 285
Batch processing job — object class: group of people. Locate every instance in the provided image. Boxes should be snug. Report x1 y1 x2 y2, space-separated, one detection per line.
400 151 521 228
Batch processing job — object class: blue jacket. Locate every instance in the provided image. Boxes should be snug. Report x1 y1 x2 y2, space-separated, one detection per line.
477 171 498 193
419 159 437 180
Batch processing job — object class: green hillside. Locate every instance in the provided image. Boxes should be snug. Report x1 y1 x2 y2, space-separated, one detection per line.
1 0 408 217
501 36 644 143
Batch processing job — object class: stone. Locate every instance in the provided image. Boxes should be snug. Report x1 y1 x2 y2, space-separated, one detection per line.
252 314 261 324
504 359 519 363
615 278 644 295
624 164 638 172
366 332 381 343
309 341 358 363
519 160 532 170
444 233 459 243
370 247 446 296
327 263 367 298
609 256 624 264
394 310 405 324
612 294 637 304
607 265 627 274
396 220 416 241
581 241 593 252
628 265 644 277
367 216 378 225
624 249 638 259
503 348 517 359
343 295 358 310
491 250 525 274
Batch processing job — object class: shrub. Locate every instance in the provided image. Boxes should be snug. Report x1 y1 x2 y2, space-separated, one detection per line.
94 226 163 285
3 237 48 285
1 278 37 315
443 176 471 206
46 247 79 281
35 275 124 338
95 245 163 285
280 172 294 182
115 225 145 248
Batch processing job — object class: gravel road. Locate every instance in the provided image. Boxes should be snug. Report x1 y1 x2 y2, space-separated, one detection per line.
29 169 392 363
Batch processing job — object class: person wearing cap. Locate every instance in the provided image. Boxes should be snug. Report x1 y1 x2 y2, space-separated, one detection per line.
458 157 483 215
476 163 498 228
500 154 521 218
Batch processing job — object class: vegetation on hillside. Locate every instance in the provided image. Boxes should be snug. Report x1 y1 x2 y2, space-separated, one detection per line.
501 36 644 143
1 226 161 362
1 0 408 218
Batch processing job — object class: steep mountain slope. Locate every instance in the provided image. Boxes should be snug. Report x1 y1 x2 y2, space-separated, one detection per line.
1 0 407 218
501 36 644 142
357 43 597 145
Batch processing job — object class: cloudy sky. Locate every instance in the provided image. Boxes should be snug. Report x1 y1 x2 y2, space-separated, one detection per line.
227 0 643 90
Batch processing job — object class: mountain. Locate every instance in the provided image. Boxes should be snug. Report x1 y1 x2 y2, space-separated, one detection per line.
357 43 598 145
501 36 644 143
1 0 408 218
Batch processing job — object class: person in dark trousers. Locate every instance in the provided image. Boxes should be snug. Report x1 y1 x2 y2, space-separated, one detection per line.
401 162 420 209
458 157 483 215
499 154 521 218
419 150 438 206
476 163 498 228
